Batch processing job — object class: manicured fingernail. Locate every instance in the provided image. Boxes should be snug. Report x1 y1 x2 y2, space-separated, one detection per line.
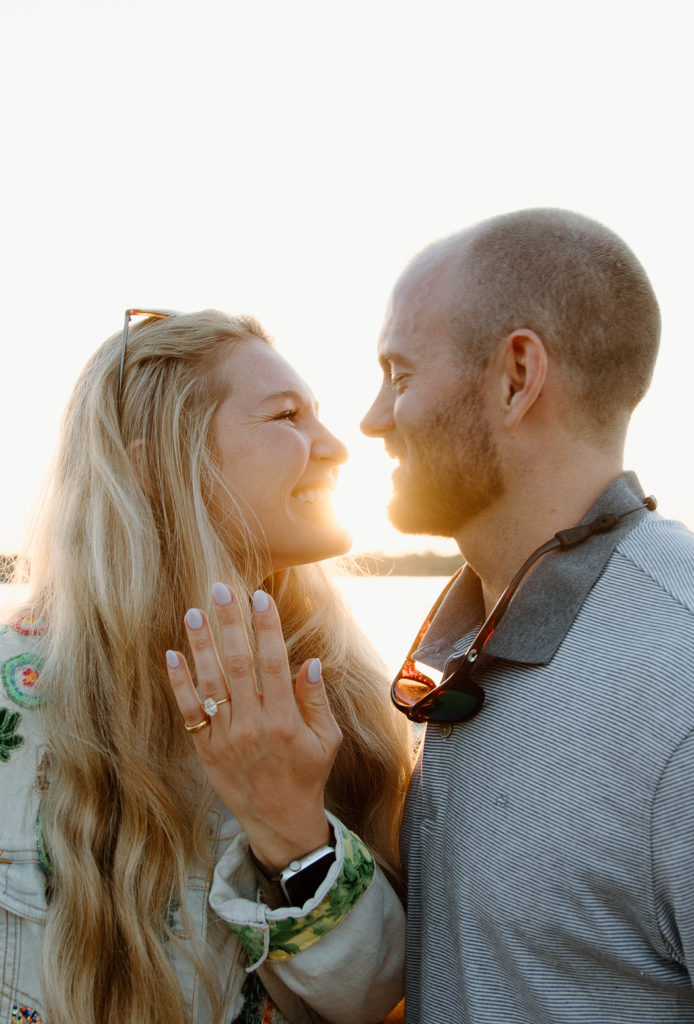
308 658 322 684
186 608 204 630
166 650 180 668
212 582 232 605
252 590 269 613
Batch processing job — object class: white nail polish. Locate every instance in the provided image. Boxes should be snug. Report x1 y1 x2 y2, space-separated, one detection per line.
308 658 322 683
212 582 232 605
252 590 269 613
186 608 204 630
166 650 180 668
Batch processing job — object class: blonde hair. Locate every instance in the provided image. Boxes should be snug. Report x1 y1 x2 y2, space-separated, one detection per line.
17 311 411 1024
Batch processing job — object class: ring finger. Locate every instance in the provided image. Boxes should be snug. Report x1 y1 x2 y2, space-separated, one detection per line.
165 649 214 733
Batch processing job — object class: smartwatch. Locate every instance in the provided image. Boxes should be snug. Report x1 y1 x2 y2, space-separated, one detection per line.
273 844 336 907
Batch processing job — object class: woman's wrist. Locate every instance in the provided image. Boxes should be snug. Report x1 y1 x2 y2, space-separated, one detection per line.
246 815 332 876
249 833 336 908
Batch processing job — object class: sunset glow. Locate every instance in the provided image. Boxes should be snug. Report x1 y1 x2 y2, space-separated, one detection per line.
1 1 692 555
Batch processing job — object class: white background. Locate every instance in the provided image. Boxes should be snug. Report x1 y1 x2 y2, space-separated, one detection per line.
1 0 692 555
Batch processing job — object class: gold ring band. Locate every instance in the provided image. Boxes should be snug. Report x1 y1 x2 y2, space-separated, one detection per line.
184 718 210 733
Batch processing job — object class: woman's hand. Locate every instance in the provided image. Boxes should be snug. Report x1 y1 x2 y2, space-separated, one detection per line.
165 583 342 873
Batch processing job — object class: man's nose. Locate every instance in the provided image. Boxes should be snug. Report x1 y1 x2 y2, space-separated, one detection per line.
360 387 393 437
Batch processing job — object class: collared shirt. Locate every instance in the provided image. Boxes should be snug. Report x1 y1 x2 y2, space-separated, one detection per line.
402 472 694 1023
415 471 655 670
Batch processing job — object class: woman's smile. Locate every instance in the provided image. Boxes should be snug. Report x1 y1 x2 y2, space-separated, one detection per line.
212 339 351 569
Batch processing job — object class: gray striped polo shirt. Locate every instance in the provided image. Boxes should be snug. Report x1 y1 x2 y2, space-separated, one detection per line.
402 473 694 1023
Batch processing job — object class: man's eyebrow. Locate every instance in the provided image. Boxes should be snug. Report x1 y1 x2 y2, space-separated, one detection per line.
378 351 414 370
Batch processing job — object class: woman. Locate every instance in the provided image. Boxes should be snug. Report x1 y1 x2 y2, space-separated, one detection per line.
0 310 411 1024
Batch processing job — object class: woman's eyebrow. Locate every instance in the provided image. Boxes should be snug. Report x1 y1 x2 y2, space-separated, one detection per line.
261 388 318 411
261 389 303 403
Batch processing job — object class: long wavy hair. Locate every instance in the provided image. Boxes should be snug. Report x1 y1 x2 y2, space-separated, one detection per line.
16 310 412 1024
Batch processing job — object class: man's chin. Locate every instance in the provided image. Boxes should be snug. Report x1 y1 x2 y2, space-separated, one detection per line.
387 494 454 538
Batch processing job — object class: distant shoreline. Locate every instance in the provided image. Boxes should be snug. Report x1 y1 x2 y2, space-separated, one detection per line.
1 550 464 582
340 551 463 577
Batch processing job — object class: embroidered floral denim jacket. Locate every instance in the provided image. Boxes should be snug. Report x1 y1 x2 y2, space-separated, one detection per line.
0 619 404 1024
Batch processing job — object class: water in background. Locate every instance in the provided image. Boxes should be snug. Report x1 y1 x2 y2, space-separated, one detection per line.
0 577 446 677
335 575 445 674
0 584 26 615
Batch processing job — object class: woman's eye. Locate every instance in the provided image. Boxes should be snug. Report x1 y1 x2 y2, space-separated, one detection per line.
274 408 299 421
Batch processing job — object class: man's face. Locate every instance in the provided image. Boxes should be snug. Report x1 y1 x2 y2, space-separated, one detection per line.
360 262 504 539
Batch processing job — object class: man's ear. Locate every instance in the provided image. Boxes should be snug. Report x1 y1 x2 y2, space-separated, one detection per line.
498 329 548 429
127 438 153 494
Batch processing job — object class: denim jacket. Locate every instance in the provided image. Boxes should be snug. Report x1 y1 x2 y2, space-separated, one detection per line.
0 619 404 1024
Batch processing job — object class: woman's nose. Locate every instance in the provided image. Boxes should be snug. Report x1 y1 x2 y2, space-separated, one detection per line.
313 423 349 465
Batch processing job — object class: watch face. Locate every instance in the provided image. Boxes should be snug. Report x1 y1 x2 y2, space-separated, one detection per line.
281 851 336 907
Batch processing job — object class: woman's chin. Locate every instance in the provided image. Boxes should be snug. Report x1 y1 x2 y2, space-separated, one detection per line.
270 524 353 571
328 525 354 559
310 524 354 564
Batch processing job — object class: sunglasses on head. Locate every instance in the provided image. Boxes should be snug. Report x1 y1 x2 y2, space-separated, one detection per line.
118 308 179 409
391 496 657 724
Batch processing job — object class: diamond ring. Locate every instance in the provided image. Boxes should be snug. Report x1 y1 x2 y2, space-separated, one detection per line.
202 696 230 717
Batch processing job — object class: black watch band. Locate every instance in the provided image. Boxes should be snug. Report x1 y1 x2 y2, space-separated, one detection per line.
273 844 336 907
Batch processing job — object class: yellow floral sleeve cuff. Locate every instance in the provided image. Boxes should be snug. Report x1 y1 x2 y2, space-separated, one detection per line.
230 822 375 966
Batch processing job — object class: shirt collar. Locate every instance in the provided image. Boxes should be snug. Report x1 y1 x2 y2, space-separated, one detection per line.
416 472 652 670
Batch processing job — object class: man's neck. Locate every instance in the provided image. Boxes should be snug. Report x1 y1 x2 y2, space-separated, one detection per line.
455 463 625 615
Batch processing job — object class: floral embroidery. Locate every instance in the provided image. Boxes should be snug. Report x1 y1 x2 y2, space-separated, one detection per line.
1 652 44 709
231 822 375 965
233 973 277 1023
34 750 51 793
35 811 53 876
232 973 290 1023
11 1006 43 1023
12 612 47 637
0 706 24 762
165 894 181 932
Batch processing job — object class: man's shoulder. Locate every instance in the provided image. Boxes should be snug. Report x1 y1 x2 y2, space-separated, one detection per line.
613 514 694 613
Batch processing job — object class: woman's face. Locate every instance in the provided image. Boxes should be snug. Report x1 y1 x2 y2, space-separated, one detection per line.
212 338 352 570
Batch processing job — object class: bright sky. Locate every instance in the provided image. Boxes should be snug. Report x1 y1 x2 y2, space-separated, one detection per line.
1 0 692 556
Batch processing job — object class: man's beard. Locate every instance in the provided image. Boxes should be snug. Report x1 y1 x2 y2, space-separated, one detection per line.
387 388 504 537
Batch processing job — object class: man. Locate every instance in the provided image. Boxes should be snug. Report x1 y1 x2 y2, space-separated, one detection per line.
361 208 694 1022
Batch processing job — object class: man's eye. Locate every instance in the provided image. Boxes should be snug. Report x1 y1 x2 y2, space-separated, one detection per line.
390 373 409 391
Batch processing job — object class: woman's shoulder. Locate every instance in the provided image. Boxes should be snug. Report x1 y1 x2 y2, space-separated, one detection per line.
1 610 47 706
0 613 49 849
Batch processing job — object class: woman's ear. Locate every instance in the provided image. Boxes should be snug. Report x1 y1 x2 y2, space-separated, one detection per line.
127 438 153 494
498 329 548 429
